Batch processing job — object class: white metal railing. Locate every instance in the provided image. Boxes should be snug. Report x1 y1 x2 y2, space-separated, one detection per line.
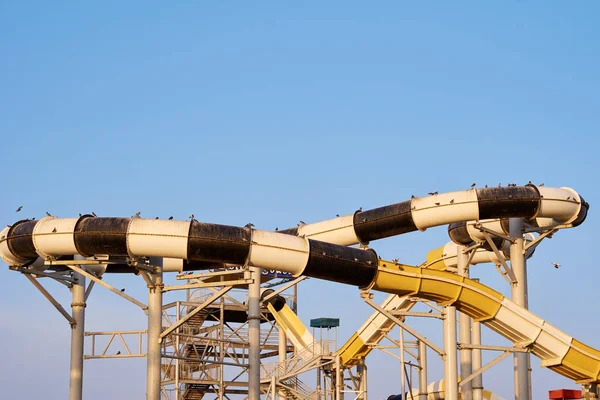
279 376 319 400
260 340 334 380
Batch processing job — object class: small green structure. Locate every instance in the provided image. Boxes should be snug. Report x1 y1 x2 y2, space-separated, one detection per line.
310 317 340 329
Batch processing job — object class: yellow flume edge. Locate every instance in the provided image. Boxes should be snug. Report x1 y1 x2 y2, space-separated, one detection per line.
338 263 420 367
267 303 314 351
337 259 450 367
372 260 600 383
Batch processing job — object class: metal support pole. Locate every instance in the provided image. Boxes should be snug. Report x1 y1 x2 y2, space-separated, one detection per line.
510 218 531 400
357 361 367 400
336 355 342 400
69 255 86 400
400 328 406 400
418 340 427 400
248 267 262 400
443 306 458 400
457 247 473 400
278 327 287 400
174 301 181 400
471 320 483 400
146 257 163 400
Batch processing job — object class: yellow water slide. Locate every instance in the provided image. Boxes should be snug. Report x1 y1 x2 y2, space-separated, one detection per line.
267 302 318 360
372 260 600 383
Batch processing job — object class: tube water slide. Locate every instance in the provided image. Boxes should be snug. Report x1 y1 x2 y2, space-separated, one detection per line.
1 185 595 382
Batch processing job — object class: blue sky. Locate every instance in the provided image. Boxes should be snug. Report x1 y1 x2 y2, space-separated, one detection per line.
1 2 599 399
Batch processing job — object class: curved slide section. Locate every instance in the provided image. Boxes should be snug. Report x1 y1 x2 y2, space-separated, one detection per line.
337 245 526 367
424 235 538 271
282 185 587 246
372 261 600 383
0 185 587 271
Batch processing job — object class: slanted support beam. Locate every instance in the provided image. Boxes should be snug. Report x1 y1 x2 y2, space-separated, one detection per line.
23 273 75 325
63 264 147 310
158 286 232 340
362 293 444 356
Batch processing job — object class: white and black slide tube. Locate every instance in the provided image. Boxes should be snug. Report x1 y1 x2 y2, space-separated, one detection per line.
0 217 379 288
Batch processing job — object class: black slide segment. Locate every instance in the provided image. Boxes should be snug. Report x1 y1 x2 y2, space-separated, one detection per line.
476 186 540 220
74 217 130 256
353 201 417 243
187 221 251 264
6 220 38 259
304 239 378 287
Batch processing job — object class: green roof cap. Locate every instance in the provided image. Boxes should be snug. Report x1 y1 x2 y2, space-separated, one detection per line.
310 318 340 328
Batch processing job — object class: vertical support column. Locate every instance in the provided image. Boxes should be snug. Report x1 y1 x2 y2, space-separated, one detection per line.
69 255 86 400
174 301 181 400
510 218 530 400
147 257 164 400
418 340 428 400
400 328 406 399
357 361 367 400
248 266 262 400
471 319 483 400
457 247 473 400
278 329 287 400
443 306 458 400
335 355 342 400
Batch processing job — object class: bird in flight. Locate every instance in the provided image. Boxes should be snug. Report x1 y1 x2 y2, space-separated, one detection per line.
552 262 561 269
16 206 23 213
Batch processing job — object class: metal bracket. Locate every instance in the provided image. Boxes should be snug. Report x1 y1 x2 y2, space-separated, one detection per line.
458 351 512 388
261 276 306 304
62 264 148 310
23 273 75 325
473 223 516 244
523 228 558 252
162 278 252 292
481 231 517 284
391 311 444 320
